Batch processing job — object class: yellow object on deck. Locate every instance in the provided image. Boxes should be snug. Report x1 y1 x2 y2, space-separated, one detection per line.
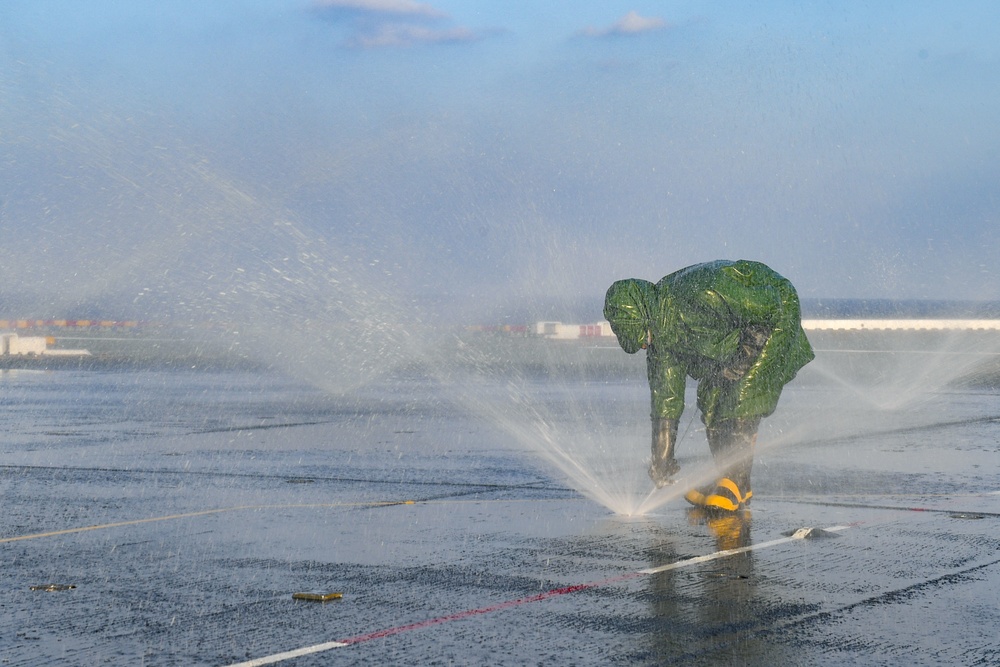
292 591 343 602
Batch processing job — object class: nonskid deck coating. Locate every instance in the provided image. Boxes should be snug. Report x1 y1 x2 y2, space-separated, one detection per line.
2 368 1000 665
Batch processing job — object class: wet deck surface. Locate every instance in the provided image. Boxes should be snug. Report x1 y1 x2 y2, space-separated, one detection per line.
2 367 1000 665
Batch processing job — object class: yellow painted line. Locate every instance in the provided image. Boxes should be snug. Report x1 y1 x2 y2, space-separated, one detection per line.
0 501 417 544
6 491 979 546
0 496 593 545
415 497 582 505
0 496 586 545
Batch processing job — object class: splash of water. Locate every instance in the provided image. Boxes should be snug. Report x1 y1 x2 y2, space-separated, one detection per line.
9 64 999 521
426 341 733 517
447 321 1000 517
4 68 676 515
804 329 999 411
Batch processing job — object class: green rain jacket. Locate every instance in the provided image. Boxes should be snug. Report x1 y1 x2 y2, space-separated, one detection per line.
604 260 814 426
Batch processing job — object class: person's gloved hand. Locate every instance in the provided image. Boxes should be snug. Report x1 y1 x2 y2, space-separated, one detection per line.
721 359 752 381
649 418 680 487
722 325 771 381
648 457 680 488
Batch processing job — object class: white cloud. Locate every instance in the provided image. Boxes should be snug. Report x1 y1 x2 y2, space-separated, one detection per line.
311 0 490 49
580 11 668 37
311 0 445 18
350 23 478 48
614 11 667 34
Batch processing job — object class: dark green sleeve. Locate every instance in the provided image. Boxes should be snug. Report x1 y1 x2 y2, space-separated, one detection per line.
735 272 815 418
647 345 688 420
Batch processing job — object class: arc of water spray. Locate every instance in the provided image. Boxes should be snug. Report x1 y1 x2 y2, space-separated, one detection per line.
453 377 653 515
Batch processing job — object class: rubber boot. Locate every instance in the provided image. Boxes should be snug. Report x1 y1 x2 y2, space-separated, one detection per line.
703 419 759 512
684 484 714 508
648 418 680 488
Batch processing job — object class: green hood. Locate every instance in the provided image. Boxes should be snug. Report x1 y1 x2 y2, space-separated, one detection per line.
603 279 654 354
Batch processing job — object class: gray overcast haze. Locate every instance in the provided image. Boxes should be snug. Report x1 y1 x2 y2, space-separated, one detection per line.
3 1 1000 327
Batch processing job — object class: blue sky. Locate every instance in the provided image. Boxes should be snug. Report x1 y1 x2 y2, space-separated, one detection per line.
3 1 1000 323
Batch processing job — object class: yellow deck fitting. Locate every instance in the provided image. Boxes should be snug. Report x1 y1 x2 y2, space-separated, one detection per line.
29 584 76 592
292 591 343 602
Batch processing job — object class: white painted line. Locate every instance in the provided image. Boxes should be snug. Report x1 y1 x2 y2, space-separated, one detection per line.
226 641 350 667
639 524 851 574
226 523 853 666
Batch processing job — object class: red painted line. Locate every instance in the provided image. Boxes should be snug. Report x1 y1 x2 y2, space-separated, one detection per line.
338 572 643 645
226 522 857 666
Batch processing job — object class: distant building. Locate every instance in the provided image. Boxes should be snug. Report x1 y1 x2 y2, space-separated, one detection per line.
0 319 139 328
532 321 614 340
0 333 91 357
